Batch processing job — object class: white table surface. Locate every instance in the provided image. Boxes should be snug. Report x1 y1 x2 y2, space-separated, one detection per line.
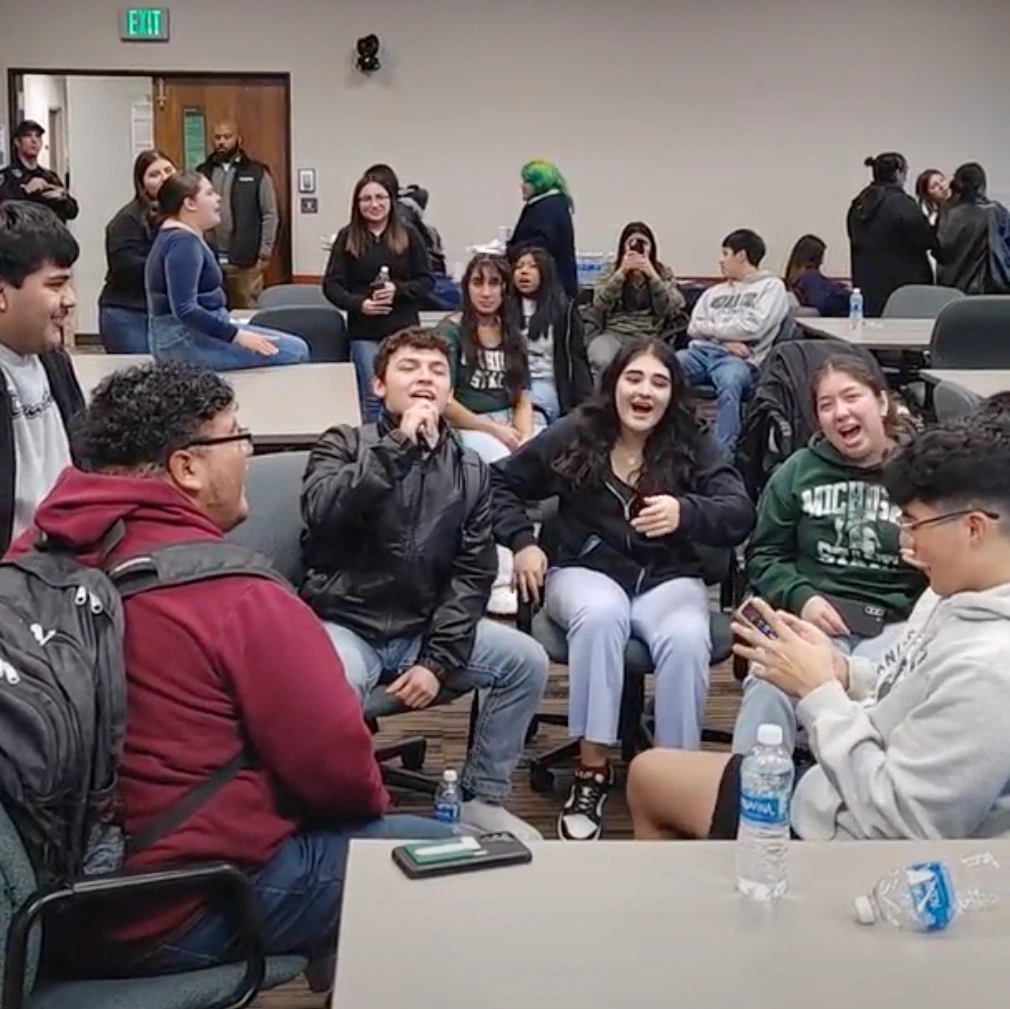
231 307 451 329
70 354 360 445
333 839 1010 1009
798 316 934 350
921 369 1010 399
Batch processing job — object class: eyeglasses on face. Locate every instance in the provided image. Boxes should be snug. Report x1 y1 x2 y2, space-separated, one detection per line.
183 429 254 451
897 507 1001 533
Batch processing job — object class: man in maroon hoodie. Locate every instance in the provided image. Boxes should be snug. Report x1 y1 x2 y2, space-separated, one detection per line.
15 361 450 976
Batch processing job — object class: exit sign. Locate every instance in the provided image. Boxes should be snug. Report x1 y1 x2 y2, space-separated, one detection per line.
120 7 170 41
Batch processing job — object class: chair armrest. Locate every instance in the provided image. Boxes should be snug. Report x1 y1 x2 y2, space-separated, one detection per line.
2 862 265 1009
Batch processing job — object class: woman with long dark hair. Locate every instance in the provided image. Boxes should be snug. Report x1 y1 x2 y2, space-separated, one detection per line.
782 234 850 317
915 168 949 225
937 162 1010 295
588 221 687 373
511 245 592 424
491 339 754 839
323 171 434 420
98 149 176 353
846 152 938 316
147 173 309 369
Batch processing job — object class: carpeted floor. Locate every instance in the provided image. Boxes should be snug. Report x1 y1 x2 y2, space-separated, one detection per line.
254 655 742 1007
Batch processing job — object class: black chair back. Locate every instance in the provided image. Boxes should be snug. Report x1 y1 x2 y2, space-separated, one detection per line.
930 296 1010 368
258 284 330 309
250 306 349 362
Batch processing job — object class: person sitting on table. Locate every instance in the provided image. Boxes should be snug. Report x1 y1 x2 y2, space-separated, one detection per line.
146 173 309 371
588 221 688 374
12 361 451 983
322 170 434 422
300 327 549 841
99 149 176 354
511 244 593 425
732 355 925 754
628 417 1010 843
783 234 851 318
677 229 789 453
491 338 754 841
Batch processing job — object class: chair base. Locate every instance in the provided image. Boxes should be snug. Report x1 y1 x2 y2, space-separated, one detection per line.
374 736 440 795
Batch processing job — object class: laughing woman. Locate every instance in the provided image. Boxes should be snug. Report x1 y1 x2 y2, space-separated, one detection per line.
491 339 754 840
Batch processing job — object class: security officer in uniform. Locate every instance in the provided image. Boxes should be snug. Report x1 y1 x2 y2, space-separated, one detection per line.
0 120 79 223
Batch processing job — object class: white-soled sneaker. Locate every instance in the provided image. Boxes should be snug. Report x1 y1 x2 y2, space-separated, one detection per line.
460 799 543 842
557 765 614 841
486 585 518 616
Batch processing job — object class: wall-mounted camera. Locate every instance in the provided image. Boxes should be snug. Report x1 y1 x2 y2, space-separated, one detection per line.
355 35 381 73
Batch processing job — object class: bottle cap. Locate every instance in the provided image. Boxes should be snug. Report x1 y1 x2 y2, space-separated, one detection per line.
852 287 861 294
756 723 784 747
854 895 876 925
442 769 458 782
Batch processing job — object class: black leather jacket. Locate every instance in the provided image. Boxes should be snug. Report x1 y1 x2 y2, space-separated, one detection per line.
300 417 494 681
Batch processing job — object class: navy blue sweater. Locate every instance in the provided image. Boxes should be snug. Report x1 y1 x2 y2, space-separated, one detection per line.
508 192 578 298
146 227 238 342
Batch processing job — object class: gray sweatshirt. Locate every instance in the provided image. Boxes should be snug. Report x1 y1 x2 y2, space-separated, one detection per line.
793 584 1010 840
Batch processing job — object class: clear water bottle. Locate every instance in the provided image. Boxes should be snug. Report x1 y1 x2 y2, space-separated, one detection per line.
736 723 794 900
849 287 864 328
377 265 391 285
433 769 462 825
855 851 1007 932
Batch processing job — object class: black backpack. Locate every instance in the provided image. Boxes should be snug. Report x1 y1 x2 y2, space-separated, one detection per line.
0 532 287 886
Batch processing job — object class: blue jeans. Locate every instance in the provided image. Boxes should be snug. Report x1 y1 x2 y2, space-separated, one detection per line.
350 340 382 423
676 341 757 451
135 815 452 972
324 619 548 802
530 377 562 426
545 567 711 749
99 305 149 354
731 620 909 754
150 317 309 371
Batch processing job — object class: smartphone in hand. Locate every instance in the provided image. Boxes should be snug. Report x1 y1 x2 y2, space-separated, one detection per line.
736 597 778 639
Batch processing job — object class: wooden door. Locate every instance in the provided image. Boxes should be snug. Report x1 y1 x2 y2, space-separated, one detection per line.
152 75 291 286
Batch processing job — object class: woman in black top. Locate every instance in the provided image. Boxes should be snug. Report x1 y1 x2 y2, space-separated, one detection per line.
491 338 754 839
323 172 434 421
98 149 175 353
846 152 938 317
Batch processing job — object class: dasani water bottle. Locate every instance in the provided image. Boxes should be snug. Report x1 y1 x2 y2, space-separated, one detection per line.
736 723 794 900
849 287 864 328
433 769 462 825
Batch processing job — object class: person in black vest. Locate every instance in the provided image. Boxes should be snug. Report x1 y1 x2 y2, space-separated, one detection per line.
98 149 177 354
0 121 79 223
196 120 279 309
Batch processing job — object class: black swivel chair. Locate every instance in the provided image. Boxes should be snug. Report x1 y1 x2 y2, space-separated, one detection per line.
929 296 1010 369
249 306 349 362
257 284 331 309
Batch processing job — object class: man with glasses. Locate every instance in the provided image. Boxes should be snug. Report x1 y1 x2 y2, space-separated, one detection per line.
626 418 1010 842
12 361 450 977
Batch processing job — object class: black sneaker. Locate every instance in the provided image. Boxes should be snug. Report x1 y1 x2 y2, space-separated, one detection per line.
557 765 614 841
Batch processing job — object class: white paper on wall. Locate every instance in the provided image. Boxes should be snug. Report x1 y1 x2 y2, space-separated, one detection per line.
130 100 154 159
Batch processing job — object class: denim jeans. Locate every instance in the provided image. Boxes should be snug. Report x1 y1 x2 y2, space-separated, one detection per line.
99 305 150 354
324 619 548 802
530 376 561 426
350 340 382 423
731 620 909 754
134 815 452 972
457 408 548 463
676 341 757 451
545 567 711 749
150 317 309 371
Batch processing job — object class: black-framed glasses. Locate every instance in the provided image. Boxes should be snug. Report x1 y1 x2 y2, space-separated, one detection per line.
897 507 1001 533
184 429 253 451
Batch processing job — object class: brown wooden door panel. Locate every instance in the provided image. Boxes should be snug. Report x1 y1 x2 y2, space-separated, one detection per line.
153 75 290 286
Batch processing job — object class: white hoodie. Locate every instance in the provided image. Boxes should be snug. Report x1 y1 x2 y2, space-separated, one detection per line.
687 271 789 366
792 584 1010 840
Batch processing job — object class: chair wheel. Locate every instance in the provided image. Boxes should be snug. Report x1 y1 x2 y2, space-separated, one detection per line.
525 719 540 745
529 764 554 794
400 741 427 771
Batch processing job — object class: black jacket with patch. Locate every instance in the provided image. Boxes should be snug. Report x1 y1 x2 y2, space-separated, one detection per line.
0 159 79 222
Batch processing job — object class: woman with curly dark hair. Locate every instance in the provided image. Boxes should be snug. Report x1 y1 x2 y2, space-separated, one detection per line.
490 338 755 840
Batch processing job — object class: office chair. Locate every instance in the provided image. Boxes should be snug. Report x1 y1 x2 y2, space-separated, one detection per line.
249 305 349 362
882 284 964 320
930 296 1010 368
257 284 331 309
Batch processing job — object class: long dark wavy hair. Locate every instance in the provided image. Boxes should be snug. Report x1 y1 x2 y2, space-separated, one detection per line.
343 172 408 259
509 244 568 345
459 253 527 403
553 338 702 496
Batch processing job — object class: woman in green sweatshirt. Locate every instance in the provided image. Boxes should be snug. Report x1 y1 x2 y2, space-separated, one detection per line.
732 355 925 753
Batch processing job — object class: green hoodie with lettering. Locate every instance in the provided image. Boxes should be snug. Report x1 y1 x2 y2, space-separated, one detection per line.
746 434 925 619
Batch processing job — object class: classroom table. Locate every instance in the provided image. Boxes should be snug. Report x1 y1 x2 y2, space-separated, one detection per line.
232 307 451 329
921 369 1010 399
332 839 1009 1009
70 354 360 446
797 316 934 351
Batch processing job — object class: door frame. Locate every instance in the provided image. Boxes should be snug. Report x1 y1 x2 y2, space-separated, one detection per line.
7 68 293 279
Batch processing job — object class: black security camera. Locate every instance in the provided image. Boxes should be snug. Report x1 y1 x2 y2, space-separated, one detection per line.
356 35 381 73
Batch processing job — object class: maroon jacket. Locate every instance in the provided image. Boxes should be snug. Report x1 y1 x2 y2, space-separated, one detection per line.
11 467 387 950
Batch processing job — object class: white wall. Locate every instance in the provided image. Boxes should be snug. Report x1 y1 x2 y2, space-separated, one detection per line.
19 74 67 170
3 0 1010 279
65 76 154 334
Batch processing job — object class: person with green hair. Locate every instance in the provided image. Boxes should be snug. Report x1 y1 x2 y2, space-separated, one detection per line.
508 159 578 298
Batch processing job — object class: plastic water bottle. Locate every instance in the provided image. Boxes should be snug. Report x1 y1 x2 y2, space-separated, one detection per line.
855 851 1007 932
736 723 794 900
377 265 390 285
849 287 864 328
433 769 462 825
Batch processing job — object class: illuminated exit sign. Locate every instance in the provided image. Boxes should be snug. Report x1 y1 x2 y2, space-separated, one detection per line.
120 7 170 41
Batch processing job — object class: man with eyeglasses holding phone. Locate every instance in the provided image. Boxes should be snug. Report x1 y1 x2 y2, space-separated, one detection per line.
627 417 1010 843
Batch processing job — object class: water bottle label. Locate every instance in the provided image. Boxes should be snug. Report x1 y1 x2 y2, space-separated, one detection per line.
906 862 955 931
433 801 460 824
740 791 788 826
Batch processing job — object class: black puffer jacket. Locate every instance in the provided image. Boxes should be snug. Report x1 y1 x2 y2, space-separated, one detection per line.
300 417 494 681
937 199 1010 295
